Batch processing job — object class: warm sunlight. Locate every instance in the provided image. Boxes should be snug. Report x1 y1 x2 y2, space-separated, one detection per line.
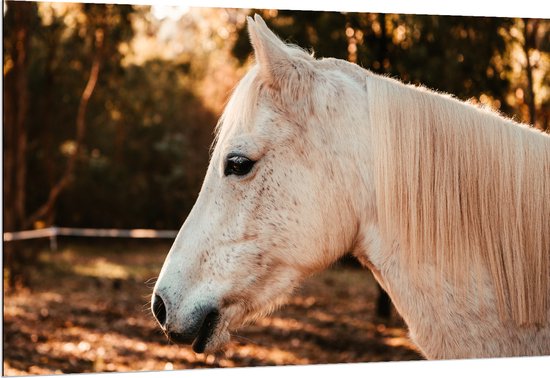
150 4 190 20
4 2 549 374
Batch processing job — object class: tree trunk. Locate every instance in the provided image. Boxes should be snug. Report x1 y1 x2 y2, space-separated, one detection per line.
3 1 34 288
41 31 61 225
378 13 388 74
3 2 33 232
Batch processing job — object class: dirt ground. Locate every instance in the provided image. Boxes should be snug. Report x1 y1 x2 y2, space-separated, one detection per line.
3 240 423 375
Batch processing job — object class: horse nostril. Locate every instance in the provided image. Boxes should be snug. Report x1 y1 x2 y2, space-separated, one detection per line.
152 294 167 327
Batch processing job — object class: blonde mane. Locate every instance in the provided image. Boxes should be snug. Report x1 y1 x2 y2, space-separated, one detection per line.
212 66 262 154
368 74 550 326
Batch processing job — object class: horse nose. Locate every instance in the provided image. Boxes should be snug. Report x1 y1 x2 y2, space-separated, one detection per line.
152 293 167 327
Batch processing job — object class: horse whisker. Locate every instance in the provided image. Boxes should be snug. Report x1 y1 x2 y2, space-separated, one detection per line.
231 333 260 347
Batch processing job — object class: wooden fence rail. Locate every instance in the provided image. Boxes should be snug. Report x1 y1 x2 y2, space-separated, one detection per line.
3 227 179 251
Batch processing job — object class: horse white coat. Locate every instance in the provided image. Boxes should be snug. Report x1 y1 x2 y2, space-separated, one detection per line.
152 15 550 359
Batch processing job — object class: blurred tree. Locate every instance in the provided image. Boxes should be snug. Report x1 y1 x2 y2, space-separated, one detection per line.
502 18 549 131
2 2 136 233
3 3 227 234
56 59 216 228
522 19 539 125
3 3 222 286
3 1 38 233
26 6 105 227
3 1 39 287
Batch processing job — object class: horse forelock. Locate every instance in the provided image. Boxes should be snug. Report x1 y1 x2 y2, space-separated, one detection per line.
211 66 263 154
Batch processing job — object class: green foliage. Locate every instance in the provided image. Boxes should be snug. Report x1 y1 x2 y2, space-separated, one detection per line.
57 59 216 228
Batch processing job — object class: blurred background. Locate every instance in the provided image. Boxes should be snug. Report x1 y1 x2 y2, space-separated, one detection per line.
3 1 549 375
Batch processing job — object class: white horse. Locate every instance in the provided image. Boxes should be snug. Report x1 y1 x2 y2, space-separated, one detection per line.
152 15 550 360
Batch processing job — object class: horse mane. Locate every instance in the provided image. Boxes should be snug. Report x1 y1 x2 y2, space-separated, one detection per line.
367 73 550 326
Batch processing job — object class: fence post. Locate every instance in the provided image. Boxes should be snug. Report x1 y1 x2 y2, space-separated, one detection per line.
49 226 58 251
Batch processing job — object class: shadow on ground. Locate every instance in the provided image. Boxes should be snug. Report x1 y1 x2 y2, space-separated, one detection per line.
3 241 423 375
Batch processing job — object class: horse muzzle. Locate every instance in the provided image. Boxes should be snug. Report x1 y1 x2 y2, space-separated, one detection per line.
152 293 222 353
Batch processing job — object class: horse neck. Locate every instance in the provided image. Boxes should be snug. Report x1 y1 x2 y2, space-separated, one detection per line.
351 72 550 358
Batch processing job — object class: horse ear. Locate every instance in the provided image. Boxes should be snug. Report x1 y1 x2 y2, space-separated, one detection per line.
247 14 298 85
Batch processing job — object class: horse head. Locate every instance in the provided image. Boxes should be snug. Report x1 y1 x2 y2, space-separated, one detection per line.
151 14 371 353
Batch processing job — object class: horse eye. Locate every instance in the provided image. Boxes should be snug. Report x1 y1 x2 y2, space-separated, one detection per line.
224 154 256 176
